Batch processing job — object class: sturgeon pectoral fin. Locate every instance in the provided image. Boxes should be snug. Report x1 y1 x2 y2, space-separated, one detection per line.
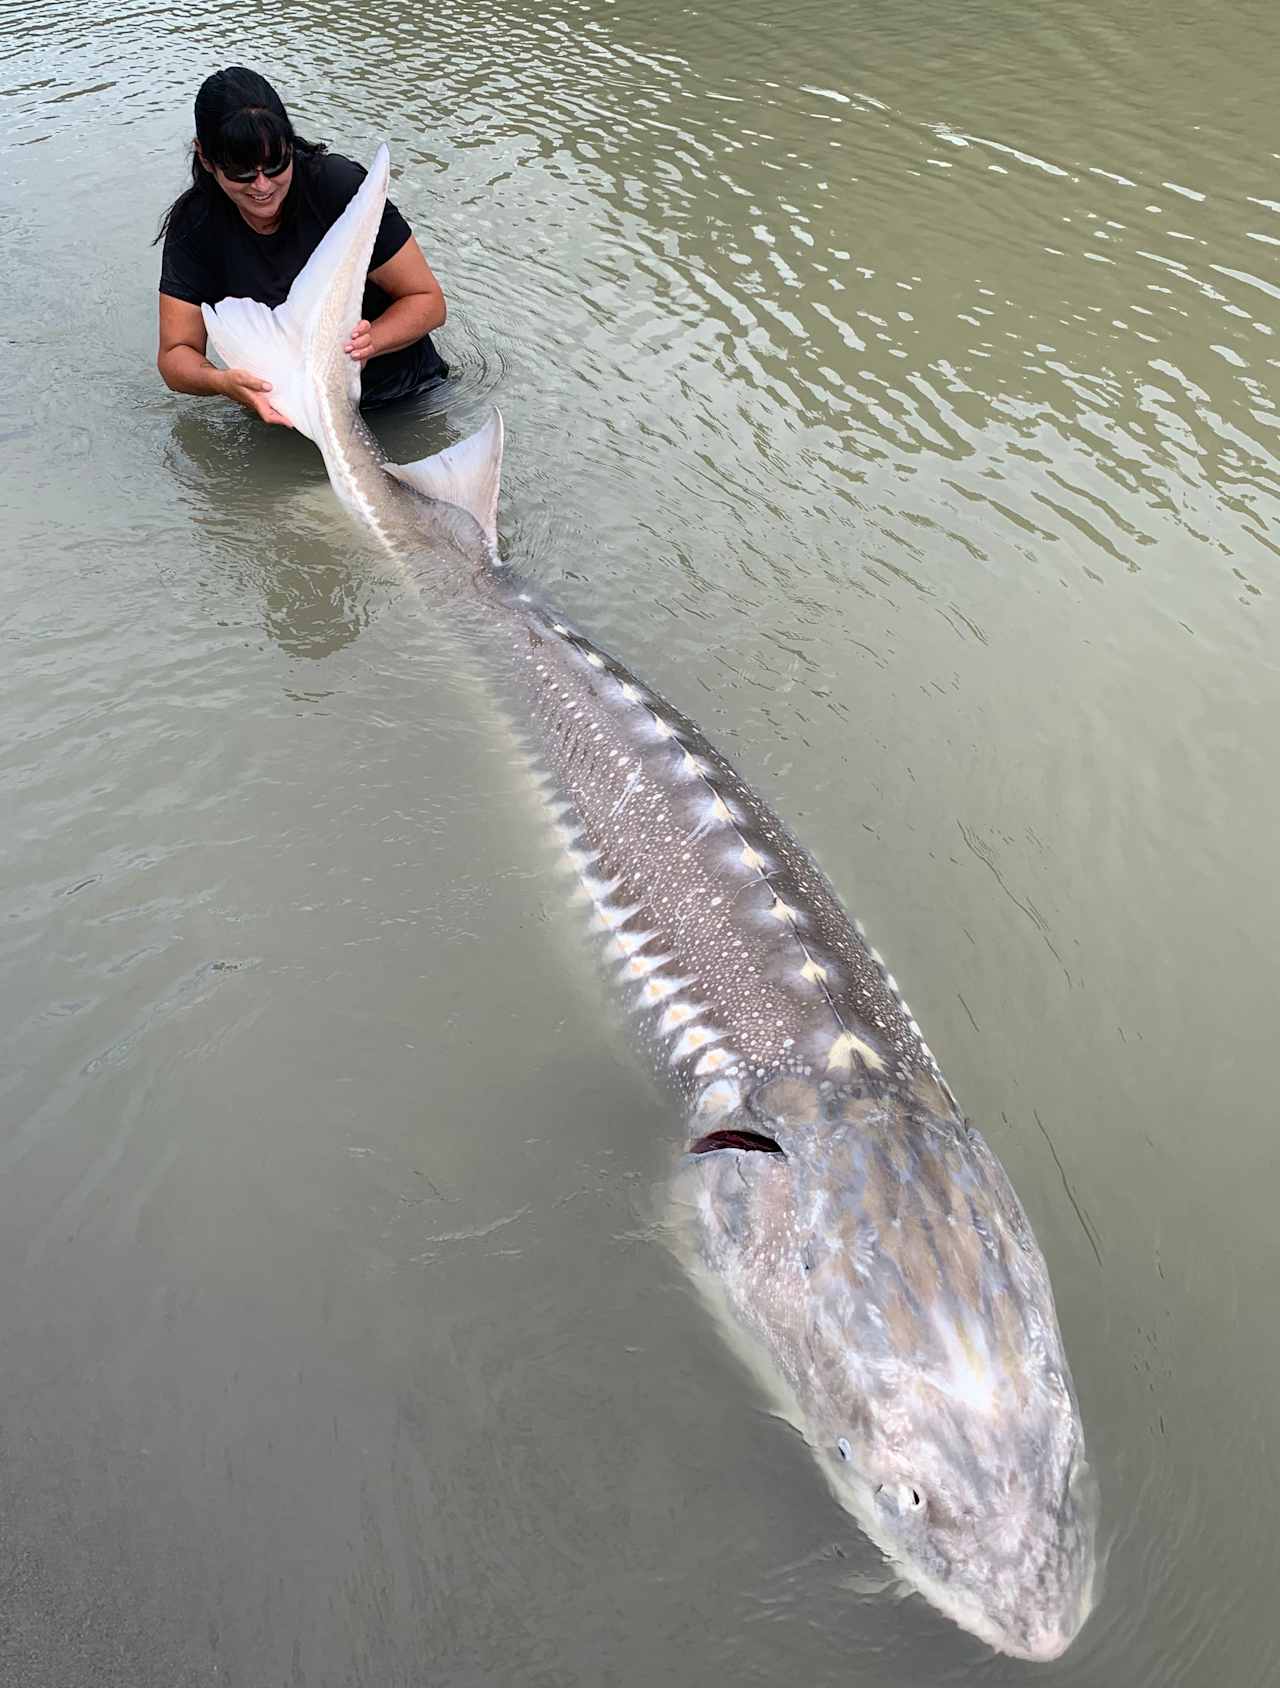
386 411 505 557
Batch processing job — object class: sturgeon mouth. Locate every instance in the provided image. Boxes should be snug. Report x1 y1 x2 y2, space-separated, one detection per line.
689 1128 784 1155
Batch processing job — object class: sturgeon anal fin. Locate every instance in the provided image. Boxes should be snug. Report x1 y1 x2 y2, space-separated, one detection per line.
386 410 504 558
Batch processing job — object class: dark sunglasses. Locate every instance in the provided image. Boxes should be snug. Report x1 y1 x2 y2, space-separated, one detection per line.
218 148 293 184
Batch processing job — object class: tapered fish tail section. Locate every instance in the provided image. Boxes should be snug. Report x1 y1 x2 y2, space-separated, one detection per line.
201 145 392 442
202 141 506 572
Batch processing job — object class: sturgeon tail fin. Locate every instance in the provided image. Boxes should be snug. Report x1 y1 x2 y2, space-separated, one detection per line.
202 145 392 443
387 410 505 561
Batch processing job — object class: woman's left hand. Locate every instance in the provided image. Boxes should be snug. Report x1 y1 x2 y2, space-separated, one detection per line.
344 319 376 364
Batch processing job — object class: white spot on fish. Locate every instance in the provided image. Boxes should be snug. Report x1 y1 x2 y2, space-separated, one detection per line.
620 682 642 703
740 843 768 872
695 1078 740 1118
611 763 643 817
610 928 655 959
638 975 688 1008
660 1001 703 1035
800 957 828 984
680 753 708 780
593 902 642 932
585 652 605 669
671 1024 721 1063
650 714 676 740
769 897 801 923
620 951 671 981
580 874 621 905
690 793 734 842
827 1031 885 1074
694 1046 733 1075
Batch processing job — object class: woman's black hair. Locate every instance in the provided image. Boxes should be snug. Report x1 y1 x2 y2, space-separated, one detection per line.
155 66 325 243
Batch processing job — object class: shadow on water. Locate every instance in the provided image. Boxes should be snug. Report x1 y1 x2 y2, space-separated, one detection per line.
160 339 512 661
162 413 409 662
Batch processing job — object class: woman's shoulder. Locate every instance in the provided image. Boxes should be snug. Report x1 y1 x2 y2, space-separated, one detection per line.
297 149 368 211
163 187 217 249
298 148 414 259
158 188 224 302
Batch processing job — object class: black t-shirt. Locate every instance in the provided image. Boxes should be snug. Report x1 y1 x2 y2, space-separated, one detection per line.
160 150 447 405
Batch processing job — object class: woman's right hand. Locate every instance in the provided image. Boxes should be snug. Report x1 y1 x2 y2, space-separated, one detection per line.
220 368 293 427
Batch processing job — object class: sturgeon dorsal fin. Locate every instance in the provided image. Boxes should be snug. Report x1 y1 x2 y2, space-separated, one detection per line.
386 410 504 558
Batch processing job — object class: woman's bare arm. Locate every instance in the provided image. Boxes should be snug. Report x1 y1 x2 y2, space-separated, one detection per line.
344 235 447 364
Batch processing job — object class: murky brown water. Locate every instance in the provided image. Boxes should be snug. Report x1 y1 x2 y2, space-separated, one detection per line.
2 1 1278 1683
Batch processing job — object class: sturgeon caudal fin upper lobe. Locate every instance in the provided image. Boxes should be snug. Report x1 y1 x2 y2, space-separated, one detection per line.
202 145 392 442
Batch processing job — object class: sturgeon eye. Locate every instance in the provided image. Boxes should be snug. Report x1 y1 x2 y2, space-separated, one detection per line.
836 1439 851 1461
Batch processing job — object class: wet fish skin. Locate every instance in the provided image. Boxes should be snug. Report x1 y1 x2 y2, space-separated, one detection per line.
202 146 1097 1661
489 592 1097 1663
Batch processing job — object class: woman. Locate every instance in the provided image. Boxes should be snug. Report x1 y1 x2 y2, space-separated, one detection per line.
157 67 447 425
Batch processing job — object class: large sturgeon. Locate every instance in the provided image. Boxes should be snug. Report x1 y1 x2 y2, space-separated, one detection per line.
203 147 1097 1660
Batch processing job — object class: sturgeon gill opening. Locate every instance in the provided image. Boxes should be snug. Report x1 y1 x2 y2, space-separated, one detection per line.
689 1128 784 1156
